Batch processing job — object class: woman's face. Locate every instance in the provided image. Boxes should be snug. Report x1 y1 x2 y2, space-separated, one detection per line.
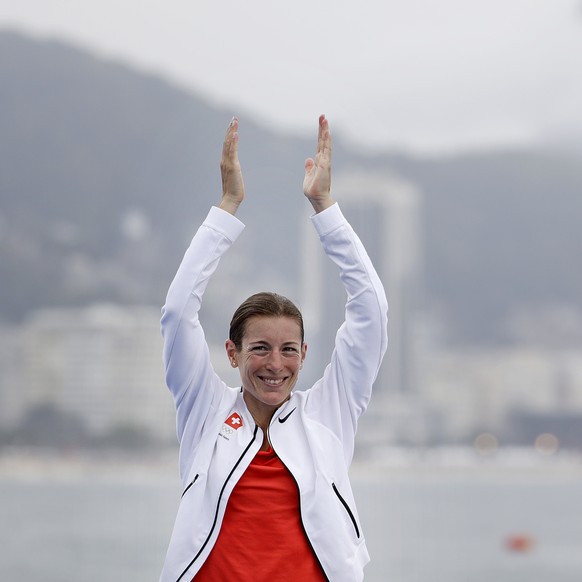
226 315 307 414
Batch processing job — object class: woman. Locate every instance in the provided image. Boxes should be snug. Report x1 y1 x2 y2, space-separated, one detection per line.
160 115 388 582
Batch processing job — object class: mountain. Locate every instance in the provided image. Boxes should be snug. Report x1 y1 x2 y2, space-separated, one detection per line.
0 29 321 323
1 29 582 346
389 150 582 343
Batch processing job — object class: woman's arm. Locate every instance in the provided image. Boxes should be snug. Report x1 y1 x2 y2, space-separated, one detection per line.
161 118 245 446
303 117 388 463
161 210 244 440
309 207 388 441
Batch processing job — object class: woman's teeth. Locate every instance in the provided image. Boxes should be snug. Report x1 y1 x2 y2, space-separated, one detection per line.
261 377 284 386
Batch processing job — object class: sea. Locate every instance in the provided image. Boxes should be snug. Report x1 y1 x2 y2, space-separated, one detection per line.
1 448 581 582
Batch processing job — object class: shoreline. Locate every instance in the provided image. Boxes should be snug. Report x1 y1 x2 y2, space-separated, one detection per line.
2 445 581 480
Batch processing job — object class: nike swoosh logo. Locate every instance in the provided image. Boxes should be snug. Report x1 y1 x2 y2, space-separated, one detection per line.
278 407 297 423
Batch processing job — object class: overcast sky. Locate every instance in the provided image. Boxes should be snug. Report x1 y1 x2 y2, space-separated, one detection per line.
1 0 581 153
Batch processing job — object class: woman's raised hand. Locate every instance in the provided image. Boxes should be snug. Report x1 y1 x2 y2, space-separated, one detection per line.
303 115 335 213
219 117 245 215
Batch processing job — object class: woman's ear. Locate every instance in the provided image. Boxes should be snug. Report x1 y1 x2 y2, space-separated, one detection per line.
300 342 308 368
225 340 238 367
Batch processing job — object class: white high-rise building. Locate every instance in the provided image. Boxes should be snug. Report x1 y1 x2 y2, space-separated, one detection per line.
19 304 175 441
0 325 25 431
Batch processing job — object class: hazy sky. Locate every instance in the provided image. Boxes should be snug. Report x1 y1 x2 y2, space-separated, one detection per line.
1 0 581 153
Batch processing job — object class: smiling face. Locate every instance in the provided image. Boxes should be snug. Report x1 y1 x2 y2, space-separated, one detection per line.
226 315 307 423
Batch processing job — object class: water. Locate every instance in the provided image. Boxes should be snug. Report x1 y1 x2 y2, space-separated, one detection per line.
358 471 582 582
1 458 581 581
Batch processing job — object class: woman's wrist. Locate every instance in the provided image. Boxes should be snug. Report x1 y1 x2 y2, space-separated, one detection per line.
219 197 242 216
309 196 335 214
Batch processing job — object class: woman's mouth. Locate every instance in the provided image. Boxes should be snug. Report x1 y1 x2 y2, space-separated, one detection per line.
259 376 286 387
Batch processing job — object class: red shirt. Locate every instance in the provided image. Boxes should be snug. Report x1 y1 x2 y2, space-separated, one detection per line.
193 446 327 581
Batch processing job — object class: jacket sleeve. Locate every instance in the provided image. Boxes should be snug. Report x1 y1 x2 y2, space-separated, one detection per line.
160 206 245 446
306 203 388 463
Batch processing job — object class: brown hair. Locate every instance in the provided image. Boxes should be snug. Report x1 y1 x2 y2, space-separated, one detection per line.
229 292 304 350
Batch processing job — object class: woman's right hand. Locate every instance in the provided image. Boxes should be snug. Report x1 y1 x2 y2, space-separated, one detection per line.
219 117 245 215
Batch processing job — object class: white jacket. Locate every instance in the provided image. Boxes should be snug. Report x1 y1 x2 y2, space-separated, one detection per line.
160 203 388 582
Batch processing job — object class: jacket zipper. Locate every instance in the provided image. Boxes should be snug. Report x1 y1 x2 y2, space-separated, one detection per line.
332 482 360 538
176 424 259 582
181 473 199 498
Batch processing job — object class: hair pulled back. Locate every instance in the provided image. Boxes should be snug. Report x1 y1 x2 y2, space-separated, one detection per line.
229 292 304 350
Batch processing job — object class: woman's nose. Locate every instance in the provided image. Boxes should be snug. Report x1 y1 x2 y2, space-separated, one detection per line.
266 349 283 370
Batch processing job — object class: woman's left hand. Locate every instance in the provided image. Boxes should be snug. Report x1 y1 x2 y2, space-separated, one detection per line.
303 114 334 213
219 116 245 215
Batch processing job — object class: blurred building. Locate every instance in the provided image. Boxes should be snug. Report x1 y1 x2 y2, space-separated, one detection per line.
12 304 175 442
0 325 25 431
420 345 582 445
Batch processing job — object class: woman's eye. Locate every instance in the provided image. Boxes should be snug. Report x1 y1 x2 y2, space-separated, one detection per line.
251 346 267 352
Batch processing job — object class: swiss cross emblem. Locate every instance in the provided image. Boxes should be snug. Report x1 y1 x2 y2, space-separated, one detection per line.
225 412 243 430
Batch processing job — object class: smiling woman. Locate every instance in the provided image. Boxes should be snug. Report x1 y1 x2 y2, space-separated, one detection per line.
226 313 307 437
159 115 388 582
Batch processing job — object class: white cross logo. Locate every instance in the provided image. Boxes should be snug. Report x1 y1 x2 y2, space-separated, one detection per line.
230 416 241 425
